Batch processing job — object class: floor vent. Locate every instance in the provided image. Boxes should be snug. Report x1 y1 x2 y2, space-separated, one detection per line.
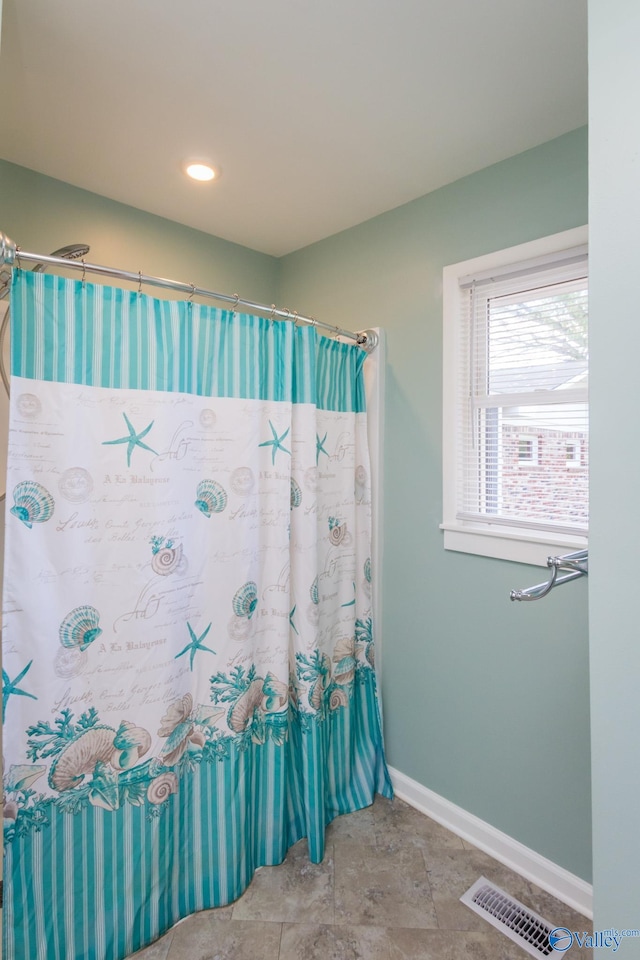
460 877 557 958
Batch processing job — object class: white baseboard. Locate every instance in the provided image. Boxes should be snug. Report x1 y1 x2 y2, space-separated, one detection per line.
388 766 593 920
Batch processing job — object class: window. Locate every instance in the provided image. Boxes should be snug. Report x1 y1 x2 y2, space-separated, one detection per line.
565 441 582 467
442 227 588 565
517 435 539 466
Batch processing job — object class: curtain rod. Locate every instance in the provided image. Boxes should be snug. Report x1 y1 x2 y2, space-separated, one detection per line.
0 232 378 352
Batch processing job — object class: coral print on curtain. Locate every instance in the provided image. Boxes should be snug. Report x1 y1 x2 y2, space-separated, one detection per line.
2 269 391 960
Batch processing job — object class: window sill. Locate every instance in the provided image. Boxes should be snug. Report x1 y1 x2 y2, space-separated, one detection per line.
440 523 588 566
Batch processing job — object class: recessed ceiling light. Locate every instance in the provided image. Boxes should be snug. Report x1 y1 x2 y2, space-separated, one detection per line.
184 162 219 182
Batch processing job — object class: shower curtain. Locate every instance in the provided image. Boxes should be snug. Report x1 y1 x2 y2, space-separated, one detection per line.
2 269 391 960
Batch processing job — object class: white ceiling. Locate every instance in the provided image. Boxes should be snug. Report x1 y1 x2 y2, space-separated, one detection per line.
0 0 587 258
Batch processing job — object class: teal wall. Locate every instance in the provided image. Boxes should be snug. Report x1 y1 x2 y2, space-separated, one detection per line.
0 130 592 881
0 160 279 302
589 0 640 931
279 128 592 881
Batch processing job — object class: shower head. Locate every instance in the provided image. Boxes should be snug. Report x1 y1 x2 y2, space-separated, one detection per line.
53 244 91 260
31 243 91 273
0 243 91 299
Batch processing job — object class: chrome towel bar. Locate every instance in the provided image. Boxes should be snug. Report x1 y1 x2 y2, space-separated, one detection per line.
510 550 588 602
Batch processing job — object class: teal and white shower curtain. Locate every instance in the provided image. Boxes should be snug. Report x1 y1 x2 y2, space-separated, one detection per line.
2 269 391 960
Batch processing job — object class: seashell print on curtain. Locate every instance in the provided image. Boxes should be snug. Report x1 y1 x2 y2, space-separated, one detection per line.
2 269 391 960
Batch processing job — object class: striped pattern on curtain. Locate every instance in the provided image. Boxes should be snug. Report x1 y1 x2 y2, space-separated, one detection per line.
10 271 366 412
4 675 387 960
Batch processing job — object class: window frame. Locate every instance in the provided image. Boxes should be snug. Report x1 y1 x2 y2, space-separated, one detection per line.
441 226 589 566
565 441 582 468
517 435 539 467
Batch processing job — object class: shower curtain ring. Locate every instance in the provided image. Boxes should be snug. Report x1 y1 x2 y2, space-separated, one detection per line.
15 247 22 271
292 311 299 326
232 294 240 316
81 259 86 286
269 304 277 319
188 283 195 302
138 271 143 295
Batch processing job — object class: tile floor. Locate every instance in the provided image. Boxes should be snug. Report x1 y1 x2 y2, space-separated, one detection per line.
128 795 591 960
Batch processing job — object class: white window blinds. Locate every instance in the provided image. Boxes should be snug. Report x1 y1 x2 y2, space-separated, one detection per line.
457 249 588 537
